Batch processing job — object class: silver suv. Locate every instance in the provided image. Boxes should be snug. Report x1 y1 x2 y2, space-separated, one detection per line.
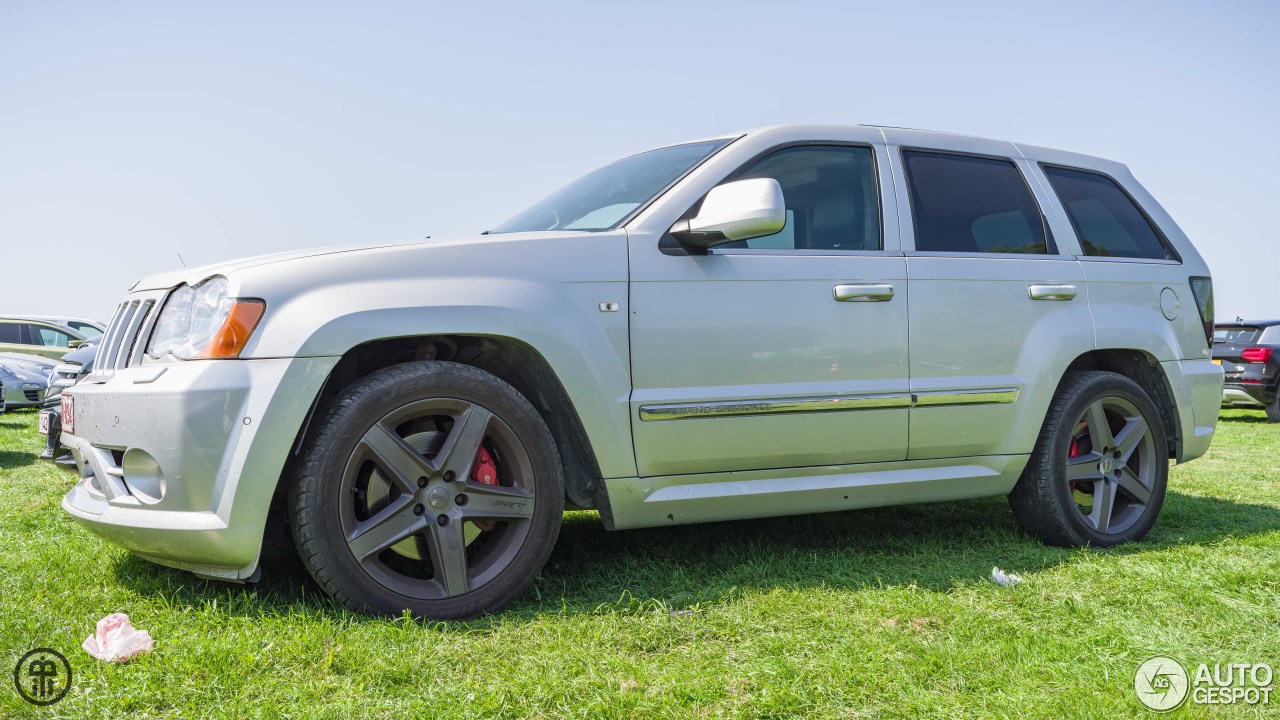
61 125 1223 619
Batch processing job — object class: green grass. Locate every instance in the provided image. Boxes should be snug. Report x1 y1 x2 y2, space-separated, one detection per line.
2 409 1278 718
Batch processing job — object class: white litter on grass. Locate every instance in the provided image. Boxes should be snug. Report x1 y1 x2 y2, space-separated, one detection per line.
991 566 1024 587
83 613 154 662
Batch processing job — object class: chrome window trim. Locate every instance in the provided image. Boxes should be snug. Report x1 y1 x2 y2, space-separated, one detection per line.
639 388 1018 421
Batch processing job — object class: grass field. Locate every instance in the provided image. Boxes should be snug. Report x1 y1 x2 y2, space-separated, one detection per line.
2 408 1278 718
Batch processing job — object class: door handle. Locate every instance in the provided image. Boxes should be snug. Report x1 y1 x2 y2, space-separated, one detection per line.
833 283 894 302
1027 284 1078 301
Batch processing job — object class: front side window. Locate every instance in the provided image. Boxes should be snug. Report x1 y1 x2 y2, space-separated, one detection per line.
718 145 881 252
27 324 73 347
490 139 731 233
902 150 1052 255
70 322 103 338
0 323 19 343
1041 165 1177 260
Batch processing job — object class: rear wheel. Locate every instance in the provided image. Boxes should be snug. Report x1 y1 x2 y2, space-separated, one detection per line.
289 361 564 618
1009 371 1168 547
1266 394 1280 423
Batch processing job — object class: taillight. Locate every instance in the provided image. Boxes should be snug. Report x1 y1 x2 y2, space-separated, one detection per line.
1188 276 1214 348
1242 347 1273 363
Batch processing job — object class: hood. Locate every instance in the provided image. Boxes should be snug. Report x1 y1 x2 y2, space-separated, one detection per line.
130 240 429 291
0 358 51 384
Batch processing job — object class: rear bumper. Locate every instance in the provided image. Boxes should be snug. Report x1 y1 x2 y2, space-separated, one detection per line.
1221 382 1274 408
60 356 336 580
1162 358 1223 463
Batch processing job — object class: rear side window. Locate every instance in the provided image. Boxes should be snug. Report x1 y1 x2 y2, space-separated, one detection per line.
901 150 1052 255
0 323 19 343
1040 165 1177 261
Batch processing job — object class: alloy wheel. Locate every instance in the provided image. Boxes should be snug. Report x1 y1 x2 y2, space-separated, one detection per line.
1063 396 1156 536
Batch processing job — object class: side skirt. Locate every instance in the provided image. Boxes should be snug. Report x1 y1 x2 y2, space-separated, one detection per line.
602 455 1028 530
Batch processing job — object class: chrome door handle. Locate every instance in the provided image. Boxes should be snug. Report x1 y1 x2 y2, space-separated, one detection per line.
1027 284 1078 301
833 283 894 302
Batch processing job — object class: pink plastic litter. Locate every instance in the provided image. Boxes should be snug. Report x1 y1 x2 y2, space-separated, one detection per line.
82 613 154 662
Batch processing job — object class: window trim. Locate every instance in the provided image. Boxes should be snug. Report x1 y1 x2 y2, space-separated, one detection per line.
1037 162 1182 264
660 140 887 256
899 146 1063 258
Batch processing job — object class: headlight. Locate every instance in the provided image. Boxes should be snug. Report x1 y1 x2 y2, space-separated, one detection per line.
146 276 266 360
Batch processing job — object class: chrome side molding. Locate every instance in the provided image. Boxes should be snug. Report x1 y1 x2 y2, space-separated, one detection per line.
638 388 1019 421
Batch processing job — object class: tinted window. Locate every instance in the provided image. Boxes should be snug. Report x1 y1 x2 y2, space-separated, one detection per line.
27 324 73 347
1041 165 1175 260
720 145 880 251
0 323 19 343
1214 326 1262 344
902 150 1051 254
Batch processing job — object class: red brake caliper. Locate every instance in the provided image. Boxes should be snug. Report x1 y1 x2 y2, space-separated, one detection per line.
471 446 498 531
1068 439 1080 492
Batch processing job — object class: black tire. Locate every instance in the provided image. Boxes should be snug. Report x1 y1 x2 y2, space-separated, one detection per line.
1266 395 1280 423
1009 371 1168 548
289 361 564 619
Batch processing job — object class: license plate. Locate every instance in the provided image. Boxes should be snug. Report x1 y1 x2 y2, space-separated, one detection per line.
38 410 51 435
1212 359 1222 365
61 393 74 435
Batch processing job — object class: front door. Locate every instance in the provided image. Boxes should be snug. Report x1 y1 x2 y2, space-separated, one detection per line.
628 142 910 477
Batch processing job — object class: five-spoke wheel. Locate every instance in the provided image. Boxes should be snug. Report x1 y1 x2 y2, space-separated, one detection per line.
1010 371 1168 547
290 361 564 619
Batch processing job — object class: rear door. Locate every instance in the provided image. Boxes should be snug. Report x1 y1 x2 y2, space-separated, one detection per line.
882 129 1094 460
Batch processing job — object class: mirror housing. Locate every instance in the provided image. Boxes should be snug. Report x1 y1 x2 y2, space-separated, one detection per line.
669 177 786 251
68 339 84 349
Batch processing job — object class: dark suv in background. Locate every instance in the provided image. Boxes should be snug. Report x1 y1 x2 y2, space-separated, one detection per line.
1215 320 1280 421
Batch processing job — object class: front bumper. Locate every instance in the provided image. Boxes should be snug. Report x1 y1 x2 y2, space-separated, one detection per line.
3 381 46 408
60 356 337 580
1161 358 1223 463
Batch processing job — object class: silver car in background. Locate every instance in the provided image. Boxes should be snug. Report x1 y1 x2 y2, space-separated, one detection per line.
60 124 1222 620
0 352 55 408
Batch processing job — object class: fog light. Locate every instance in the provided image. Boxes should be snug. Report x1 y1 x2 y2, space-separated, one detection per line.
122 448 166 504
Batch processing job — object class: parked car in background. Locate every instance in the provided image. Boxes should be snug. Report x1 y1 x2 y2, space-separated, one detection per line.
39 340 97 460
60 125 1222 619
1215 320 1280 421
0 352 56 409
0 318 90 359
6 315 106 339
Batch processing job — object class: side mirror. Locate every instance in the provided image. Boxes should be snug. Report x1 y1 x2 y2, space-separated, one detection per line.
669 178 786 251
68 340 84 349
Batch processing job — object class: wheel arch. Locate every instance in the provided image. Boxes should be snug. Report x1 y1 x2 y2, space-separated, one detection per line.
1060 348 1181 460
257 333 622 565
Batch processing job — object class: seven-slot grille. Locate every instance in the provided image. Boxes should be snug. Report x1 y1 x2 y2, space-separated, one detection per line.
94 291 165 374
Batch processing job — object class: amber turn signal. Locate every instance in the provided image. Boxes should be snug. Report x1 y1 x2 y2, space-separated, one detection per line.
197 300 266 359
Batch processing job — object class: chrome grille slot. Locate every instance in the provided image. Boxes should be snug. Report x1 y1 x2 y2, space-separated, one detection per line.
94 291 167 377
109 302 140 369
129 300 159 367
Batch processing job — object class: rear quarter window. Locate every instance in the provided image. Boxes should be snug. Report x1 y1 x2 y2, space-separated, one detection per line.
1040 165 1178 261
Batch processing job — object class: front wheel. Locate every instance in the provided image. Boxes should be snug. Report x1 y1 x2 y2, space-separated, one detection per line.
1009 371 1168 547
289 361 564 619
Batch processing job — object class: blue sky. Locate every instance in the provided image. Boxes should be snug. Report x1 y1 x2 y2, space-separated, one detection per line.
2 0 1277 321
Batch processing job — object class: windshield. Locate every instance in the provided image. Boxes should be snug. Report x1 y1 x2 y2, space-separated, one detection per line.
490 138 732 233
